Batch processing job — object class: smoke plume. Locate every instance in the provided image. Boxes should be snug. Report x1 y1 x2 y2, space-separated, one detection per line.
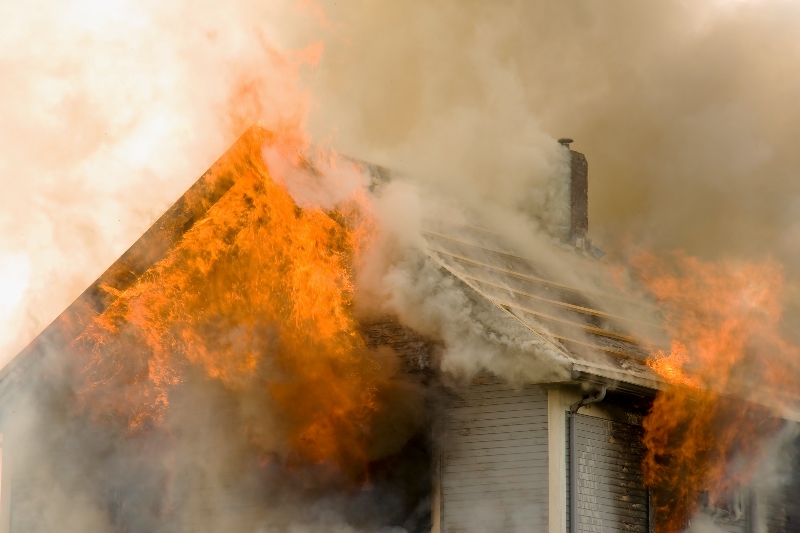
306 0 800 264
4 1 800 532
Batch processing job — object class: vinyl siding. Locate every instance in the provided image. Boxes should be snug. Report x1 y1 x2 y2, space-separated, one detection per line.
441 376 549 533
763 476 800 533
566 413 649 533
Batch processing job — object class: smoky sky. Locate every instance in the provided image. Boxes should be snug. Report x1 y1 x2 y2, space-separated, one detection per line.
3 0 800 362
304 0 800 261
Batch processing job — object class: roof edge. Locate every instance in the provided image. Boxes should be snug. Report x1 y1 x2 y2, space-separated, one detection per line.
570 361 664 396
0 125 272 404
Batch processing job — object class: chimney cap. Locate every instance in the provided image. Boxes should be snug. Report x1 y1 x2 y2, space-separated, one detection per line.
558 138 574 148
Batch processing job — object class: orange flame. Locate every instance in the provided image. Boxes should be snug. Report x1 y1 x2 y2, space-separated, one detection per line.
72 128 389 475
648 341 700 388
633 251 799 533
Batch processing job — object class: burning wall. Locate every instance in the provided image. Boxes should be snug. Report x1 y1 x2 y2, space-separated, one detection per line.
2 127 435 532
634 253 800 533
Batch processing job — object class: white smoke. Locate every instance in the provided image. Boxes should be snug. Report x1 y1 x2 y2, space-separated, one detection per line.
347 176 574 385
0 0 321 366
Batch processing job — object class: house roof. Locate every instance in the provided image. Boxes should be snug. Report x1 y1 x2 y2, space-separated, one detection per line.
0 124 677 414
421 224 666 394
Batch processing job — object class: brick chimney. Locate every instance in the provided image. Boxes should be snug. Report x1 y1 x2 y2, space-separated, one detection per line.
558 138 596 254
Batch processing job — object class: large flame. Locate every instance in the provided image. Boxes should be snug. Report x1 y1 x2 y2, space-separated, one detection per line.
72 127 389 475
633 251 800 533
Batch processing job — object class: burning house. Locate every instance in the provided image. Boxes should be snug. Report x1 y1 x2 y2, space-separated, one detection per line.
0 124 799 533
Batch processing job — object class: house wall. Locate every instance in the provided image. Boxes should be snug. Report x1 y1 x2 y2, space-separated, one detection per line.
1 316 435 533
2 387 239 533
759 429 800 533
553 386 771 533
762 489 800 533
548 386 651 533
439 375 550 533
437 380 652 533
565 412 649 533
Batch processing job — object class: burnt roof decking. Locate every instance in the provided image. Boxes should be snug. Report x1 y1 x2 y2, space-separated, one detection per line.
421 226 666 393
